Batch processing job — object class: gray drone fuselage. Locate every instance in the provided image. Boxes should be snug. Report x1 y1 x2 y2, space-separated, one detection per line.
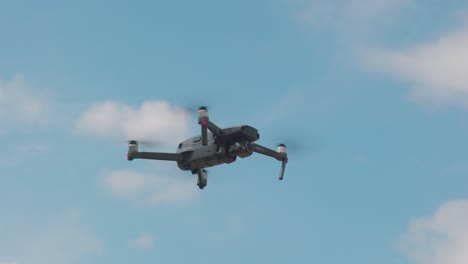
175 125 259 173
126 108 288 189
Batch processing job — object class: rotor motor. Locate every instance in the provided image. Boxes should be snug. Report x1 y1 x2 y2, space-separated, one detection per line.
127 141 138 160
198 106 209 124
277 144 287 155
128 141 138 152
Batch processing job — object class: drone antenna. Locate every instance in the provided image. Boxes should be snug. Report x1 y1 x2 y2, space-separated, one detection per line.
198 106 209 146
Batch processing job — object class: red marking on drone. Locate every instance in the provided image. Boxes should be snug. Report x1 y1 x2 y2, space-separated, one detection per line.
202 120 207 126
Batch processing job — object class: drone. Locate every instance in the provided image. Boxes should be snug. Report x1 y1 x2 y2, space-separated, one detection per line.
126 106 288 189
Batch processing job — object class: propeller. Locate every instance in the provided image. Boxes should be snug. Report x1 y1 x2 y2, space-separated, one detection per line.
275 139 308 153
126 139 165 161
180 104 212 146
198 105 208 111
127 140 160 147
182 104 211 114
111 139 161 147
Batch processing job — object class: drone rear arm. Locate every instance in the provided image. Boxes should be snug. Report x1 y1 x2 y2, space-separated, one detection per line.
252 143 285 161
252 143 288 180
127 151 183 161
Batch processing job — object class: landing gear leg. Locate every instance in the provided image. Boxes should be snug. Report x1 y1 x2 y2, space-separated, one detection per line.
197 169 208 189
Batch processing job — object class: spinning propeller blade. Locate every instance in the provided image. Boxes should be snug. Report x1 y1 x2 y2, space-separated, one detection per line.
117 139 161 147
126 140 162 160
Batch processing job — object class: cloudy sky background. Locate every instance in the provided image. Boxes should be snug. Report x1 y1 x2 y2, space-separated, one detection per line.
1 1 468 263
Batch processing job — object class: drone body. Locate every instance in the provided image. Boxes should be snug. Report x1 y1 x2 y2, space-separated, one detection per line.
126 107 288 189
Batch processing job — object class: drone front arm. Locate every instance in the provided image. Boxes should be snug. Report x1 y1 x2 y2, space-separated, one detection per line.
205 120 226 138
199 120 226 145
127 151 183 161
198 107 226 145
252 143 288 180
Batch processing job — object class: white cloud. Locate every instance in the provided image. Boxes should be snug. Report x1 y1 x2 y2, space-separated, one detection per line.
0 210 102 264
76 101 191 145
294 1 468 109
128 232 155 249
401 199 468 264
367 25 468 107
0 75 51 125
100 169 197 207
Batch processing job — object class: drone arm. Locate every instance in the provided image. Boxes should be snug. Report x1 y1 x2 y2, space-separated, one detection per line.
199 120 226 145
252 143 288 180
252 143 285 161
127 151 183 161
198 107 226 145
206 120 226 138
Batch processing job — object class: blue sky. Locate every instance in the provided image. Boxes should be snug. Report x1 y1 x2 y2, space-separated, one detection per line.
2 1 468 263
